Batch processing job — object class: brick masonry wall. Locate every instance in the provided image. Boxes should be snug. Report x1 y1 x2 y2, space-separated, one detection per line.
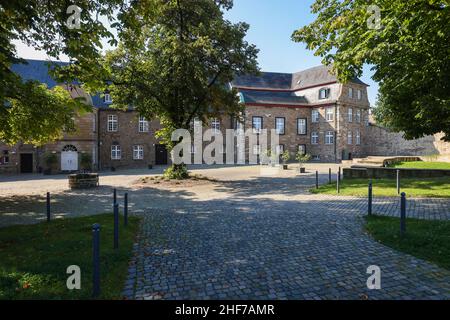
365 125 450 161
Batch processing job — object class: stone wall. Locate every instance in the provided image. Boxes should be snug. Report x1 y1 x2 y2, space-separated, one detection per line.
365 125 450 161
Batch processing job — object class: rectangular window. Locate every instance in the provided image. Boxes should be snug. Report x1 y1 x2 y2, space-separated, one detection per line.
107 114 118 132
319 88 330 100
252 144 261 155
211 118 221 134
356 130 361 145
357 90 362 100
311 132 319 145
297 118 307 135
275 117 285 135
104 93 112 103
139 116 149 132
311 109 320 123
312 155 321 161
347 131 353 145
133 145 144 160
0 150 9 165
252 116 263 134
348 87 353 99
348 108 353 122
364 115 369 126
111 145 121 160
325 131 335 145
325 108 334 122
298 145 306 155
356 109 361 123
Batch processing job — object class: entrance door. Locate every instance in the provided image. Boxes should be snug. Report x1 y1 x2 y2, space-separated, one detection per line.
20 153 33 173
155 144 168 165
61 151 78 171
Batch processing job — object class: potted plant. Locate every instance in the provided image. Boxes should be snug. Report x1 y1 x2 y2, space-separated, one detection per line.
80 153 92 172
281 151 290 170
43 152 57 175
296 152 311 173
148 164 153 170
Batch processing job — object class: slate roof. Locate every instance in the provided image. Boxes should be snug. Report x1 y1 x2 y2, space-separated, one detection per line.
239 89 308 105
233 65 368 90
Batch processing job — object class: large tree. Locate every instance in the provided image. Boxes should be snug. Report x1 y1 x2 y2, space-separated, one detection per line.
292 0 450 141
0 0 121 145
93 0 259 177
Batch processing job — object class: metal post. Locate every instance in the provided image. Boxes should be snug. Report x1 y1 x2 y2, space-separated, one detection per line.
315 171 319 189
400 192 406 235
338 167 341 181
329 168 332 184
113 188 117 205
46 192 51 222
368 180 373 216
114 203 119 249
92 223 101 298
336 172 340 194
396 170 400 195
124 193 128 227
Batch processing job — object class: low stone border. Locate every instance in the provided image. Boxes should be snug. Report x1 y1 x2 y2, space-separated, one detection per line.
68 173 99 189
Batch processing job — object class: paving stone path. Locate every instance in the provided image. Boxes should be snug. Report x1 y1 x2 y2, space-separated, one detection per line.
1 166 449 299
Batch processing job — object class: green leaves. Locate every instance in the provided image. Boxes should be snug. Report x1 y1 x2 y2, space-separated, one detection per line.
292 0 450 140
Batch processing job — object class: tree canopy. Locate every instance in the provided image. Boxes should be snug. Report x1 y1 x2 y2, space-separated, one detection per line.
0 0 121 145
94 0 259 145
292 0 450 141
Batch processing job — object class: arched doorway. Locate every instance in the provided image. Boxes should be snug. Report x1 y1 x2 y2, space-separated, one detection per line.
61 145 78 171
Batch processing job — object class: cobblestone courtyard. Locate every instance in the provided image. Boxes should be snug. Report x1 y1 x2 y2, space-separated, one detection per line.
1 165 449 299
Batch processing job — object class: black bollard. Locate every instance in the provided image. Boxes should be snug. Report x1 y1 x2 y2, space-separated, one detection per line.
368 180 373 216
396 170 400 195
46 192 51 222
400 192 406 235
114 203 119 249
315 171 319 189
329 168 332 184
124 193 128 227
338 167 341 181
113 188 117 205
336 172 340 194
92 223 101 298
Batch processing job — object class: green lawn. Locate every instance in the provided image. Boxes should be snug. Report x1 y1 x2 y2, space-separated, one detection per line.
389 161 450 170
365 215 450 270
311 177 450 198
0 214 140 299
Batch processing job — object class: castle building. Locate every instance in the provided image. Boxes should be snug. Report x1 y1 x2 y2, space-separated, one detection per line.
0 60 371 174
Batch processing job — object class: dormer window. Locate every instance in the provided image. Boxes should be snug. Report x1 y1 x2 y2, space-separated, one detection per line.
319 88 330 100
104 93 112 103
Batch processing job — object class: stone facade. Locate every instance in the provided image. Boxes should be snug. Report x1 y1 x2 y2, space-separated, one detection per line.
365 126 450 161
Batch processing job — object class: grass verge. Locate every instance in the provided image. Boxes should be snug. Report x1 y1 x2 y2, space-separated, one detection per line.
365 215 450 270
310 177 450 198
0 214 140 299
389 161 450 170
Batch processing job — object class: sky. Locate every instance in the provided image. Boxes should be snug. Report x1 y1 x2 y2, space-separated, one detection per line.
14 0 378 106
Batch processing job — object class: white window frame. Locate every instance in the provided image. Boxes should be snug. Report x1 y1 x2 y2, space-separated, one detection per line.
356 130 361 145
275 117 285 135
104 93 112 103
107 114 118 132
325 131 335 145
325 108 334 122
347 131 353 145
276 144 284 154
355 109 361 123
311 109 319 123
139 116 149 132
348 108 353 122
211 118 221 134
111 145 121 160
252 116 263 134
348 87 353 99
133 145 144 160
319 88 330 100
311 132 319 145
297 118 307 135
357 89 362 100
298 145 306 155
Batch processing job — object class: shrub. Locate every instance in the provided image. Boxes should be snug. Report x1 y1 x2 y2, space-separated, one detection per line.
281 151 290 164
80 153 92 171
295 152 311 168
44 153 57 169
